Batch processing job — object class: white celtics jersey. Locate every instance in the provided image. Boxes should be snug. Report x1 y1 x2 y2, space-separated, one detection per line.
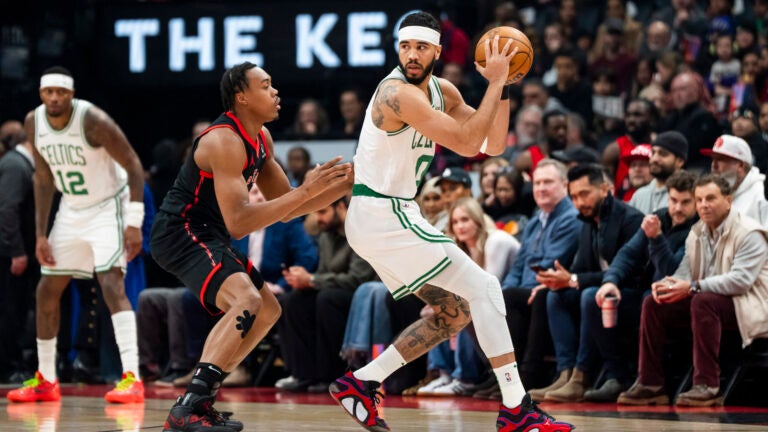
353 67 444 199
35 98 127 209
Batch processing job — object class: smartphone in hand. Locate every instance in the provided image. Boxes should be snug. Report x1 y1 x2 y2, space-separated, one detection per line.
529 263 545 273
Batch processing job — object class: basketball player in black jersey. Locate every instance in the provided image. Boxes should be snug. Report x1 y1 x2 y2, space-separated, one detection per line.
150 61 352 432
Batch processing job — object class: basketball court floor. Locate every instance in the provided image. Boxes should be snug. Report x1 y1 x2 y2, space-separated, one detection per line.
2 384 768 431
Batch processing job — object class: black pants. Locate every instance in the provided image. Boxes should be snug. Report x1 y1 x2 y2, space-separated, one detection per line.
280 288 354 382
0 256 38 374
504 287 554 389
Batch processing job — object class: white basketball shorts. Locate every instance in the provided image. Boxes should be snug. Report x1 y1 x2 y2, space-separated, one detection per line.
346 194 454 300
42 190 128 279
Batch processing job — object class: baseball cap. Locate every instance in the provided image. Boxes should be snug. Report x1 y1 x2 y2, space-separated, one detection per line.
620 144 652 163
551 146 600 164
419 176 442 197
652 131 689 161
730 105 758 127
436 167 472 188
700 134 753 164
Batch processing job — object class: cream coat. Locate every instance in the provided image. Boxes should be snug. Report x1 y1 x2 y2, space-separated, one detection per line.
686 211 768 347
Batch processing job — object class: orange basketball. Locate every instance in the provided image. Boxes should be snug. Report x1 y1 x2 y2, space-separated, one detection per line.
474 26 534 85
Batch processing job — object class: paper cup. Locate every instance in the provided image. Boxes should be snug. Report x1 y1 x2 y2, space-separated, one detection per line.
602 296 619 328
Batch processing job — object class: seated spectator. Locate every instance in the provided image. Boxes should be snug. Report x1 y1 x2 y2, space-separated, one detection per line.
278 197 376 392
727 107 768 196
704 134 768 225
478 157 510 210
502 104 544 164
137 288 194 384
332 87 365 139
418 176 448 233
551 145 600 170
284 98 330 139
661 71 722 172
513 109 568 176
602 98 657 201
529 163 644 403
709 33 742 117
618 144 654 202
548 47 594 127
500 159 582 393
618 175 768 406
482 167 530 238
630 132 688 214
589 170 699 402
286 146 311 187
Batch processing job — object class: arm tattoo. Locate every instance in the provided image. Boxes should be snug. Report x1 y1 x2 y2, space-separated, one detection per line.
372 83 400 127
393 285 472 361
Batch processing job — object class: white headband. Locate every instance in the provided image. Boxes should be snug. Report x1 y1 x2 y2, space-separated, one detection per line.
398 26 441 46
40 73 74 91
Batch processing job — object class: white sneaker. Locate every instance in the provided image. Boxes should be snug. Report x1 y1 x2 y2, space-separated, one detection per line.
275 375 298 389
430 378 476 397
416 374 453 396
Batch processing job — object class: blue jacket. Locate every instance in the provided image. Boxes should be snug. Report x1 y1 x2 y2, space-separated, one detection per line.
502 197 582 289
603 207 697 289
231 218 318 291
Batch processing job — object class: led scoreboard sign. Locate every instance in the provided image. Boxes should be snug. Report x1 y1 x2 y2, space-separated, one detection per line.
98 3 417 86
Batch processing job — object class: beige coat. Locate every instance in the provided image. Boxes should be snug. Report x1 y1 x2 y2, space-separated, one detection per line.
686 211 768 347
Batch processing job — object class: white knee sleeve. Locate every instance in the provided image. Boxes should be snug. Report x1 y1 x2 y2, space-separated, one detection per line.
430 245 515 358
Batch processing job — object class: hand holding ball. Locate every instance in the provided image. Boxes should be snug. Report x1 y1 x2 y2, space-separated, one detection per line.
474 26 533 85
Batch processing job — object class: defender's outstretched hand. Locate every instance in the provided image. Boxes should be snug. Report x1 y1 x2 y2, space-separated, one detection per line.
300 156 352 196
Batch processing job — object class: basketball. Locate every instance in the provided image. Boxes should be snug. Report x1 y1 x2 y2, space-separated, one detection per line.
474 26 534 85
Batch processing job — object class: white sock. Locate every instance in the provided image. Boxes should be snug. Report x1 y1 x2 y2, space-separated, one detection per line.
111 310 140 379
37 337 57 381
494 362 526 408
353 345 406 383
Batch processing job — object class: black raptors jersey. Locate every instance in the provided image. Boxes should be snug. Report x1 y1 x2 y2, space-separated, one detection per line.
159 112 268 240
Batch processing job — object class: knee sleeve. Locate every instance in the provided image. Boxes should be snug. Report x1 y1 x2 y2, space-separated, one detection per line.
431 255 514 358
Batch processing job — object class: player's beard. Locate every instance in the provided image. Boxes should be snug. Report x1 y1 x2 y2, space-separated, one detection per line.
399 57 436 85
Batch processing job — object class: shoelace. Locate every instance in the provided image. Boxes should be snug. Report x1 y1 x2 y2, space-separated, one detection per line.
115 375 136 391
207 405 234 422
367 387 386 416
529 399 555 422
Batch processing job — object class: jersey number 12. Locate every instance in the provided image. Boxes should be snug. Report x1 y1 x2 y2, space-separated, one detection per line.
55 170 88 195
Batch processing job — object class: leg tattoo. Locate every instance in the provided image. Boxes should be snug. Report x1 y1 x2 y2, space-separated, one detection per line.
395 285 471 360
235 310 256 338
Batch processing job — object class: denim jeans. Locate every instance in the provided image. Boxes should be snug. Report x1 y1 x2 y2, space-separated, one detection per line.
427 327 483 382
548 286 641 381
341 281 392 353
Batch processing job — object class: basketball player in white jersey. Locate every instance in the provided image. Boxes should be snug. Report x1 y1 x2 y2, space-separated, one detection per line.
329 12 573 432
7 66 146 404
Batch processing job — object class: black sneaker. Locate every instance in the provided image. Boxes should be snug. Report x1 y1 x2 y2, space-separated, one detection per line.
496 394 574 431
329 371 389 431
163 395 236 432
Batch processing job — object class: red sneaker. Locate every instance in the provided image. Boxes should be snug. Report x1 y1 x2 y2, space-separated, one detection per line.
6 371 61 403
497 394 575 431
105 372 145 404
329 371 389 432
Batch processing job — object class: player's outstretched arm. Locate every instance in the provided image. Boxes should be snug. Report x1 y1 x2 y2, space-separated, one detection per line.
203 129 350 239
256 127 352 219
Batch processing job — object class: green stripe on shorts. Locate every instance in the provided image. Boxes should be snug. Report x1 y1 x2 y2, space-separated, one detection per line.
392 256 452 300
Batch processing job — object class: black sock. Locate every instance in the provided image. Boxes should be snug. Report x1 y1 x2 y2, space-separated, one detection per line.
185 363 225 398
